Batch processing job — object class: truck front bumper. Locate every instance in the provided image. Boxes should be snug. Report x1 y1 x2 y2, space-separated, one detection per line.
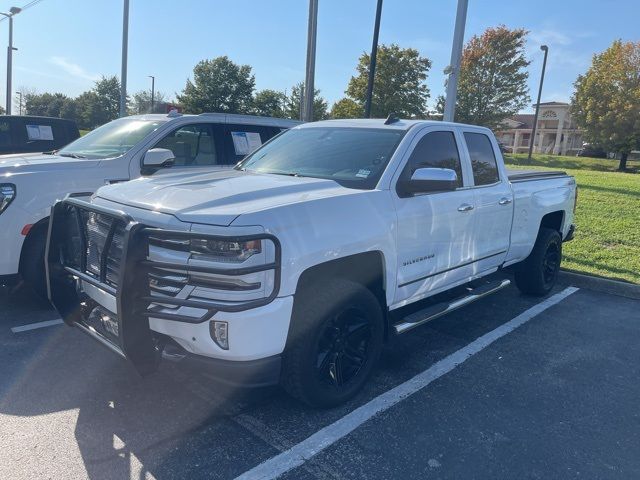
46 197 285 378
165 348 282 388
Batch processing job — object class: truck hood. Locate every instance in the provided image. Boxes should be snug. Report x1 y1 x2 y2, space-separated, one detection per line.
96 169 358 225
0 153 99 178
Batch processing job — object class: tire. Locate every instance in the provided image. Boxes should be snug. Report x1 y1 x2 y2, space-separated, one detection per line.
20 227 48 299
282 278 384 408
514 227 562 296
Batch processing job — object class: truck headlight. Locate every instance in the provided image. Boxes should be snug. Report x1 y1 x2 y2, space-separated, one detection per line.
0 183 16 214
190 239 261 263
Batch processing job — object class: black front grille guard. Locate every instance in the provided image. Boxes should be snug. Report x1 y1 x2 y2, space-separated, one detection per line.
46 197 282 375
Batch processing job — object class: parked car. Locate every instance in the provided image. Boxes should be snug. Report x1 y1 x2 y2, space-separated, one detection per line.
47 118 577 407
576 143 607 158
0 115 80 155
0 112 299 295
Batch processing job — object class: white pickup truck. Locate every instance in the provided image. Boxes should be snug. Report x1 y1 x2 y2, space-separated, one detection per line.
0 112 298 295
47 118 576 407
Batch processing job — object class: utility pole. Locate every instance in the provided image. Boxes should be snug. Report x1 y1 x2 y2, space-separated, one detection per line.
364 0 383 118
148 75 155 113
1 6 21 115
119 0 129 117
302 0 318 122
443 0 468 122
528 45 549 161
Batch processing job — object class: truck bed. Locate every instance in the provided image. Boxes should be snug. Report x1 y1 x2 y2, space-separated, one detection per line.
507 169 568 183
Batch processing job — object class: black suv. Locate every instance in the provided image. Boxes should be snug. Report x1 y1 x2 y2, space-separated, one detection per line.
0 116 80 155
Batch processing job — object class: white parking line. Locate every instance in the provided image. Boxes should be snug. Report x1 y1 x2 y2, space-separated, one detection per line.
235 286 579 480
11 319 64 333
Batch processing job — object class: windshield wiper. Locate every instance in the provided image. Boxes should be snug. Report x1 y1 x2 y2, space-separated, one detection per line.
269 171 305 178
42 149 58 155
58 152 87 159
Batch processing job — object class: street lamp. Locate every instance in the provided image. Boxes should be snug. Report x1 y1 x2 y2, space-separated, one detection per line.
1 6 21 115
120 0 129 117
148 75 155 113
528 45 549 161
443 0 468 122
302 0 318 122
364 0 383 118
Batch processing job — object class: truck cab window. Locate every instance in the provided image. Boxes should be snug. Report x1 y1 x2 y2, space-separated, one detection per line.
403 131 463 187
464 132 500 186
154 124 218 166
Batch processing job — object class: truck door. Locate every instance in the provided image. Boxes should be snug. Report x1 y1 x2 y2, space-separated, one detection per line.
393 129 476 306
462 131 512 273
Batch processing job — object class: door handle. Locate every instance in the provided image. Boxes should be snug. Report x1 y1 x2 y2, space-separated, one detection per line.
498 197 512 205
457 204 474 212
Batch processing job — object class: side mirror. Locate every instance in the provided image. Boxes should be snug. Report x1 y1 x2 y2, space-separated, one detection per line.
399 167 458 196
143 148 175 169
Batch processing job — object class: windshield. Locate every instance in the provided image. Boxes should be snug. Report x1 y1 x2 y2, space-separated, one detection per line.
236 127 406 189
58 118 166 159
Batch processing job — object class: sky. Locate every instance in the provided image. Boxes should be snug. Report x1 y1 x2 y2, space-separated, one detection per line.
2 0 639 114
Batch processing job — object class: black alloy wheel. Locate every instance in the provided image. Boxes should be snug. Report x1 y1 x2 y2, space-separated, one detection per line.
316 306 372 388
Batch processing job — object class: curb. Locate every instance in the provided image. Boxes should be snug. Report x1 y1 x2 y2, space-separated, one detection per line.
558 270 640 300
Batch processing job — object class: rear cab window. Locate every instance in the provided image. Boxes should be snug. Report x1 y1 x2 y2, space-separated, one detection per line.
224 124 280 165
464 132 500 186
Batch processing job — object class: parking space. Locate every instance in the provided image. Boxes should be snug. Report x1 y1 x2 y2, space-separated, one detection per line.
1 280 639 479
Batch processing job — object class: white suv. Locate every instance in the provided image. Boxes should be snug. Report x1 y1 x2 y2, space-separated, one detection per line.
0 112 299 295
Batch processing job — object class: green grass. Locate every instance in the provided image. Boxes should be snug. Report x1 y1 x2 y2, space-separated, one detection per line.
79 129 90 136
504 154 640 284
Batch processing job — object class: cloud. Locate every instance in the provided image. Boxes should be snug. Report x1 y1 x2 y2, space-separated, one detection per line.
48 56 99 82
526 29 591 71
529 29 573 48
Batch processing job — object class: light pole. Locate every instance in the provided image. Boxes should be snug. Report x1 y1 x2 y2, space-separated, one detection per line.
443 0 468 122
16 91 22 115
302 0 318 122
1 6 21 115
364 0 383 118
120 0 129 117
528 45 549 161
148 75 155 113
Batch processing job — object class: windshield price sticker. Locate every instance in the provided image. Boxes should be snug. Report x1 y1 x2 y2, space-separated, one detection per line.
356 169 371 178
231 131 262 156
26 125 54 141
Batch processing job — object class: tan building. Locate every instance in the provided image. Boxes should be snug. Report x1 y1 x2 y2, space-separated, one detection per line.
496 102 584 155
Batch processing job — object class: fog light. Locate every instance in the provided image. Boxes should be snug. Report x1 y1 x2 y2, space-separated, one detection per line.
210 321 229 350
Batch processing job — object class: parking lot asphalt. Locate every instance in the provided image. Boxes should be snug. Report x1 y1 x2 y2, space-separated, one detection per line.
1 278 639 480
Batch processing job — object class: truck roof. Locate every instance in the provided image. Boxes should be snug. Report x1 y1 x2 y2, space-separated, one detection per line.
127 112 301 129
300 118 491 132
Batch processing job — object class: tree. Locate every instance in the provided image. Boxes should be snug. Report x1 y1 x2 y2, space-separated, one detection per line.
445 26 530 129
345 44 431 118
177 56 255 114
24 92 69 117
571 40 640 171
252 89 286 118
131 90 168 114
330 98 363 119
75 76 122 129
283 82 328 121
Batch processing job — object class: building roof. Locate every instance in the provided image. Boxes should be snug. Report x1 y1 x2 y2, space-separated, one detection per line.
532 101 569 107
512 114 535 129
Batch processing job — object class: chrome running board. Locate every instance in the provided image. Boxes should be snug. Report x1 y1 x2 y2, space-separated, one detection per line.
394 279 511 335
